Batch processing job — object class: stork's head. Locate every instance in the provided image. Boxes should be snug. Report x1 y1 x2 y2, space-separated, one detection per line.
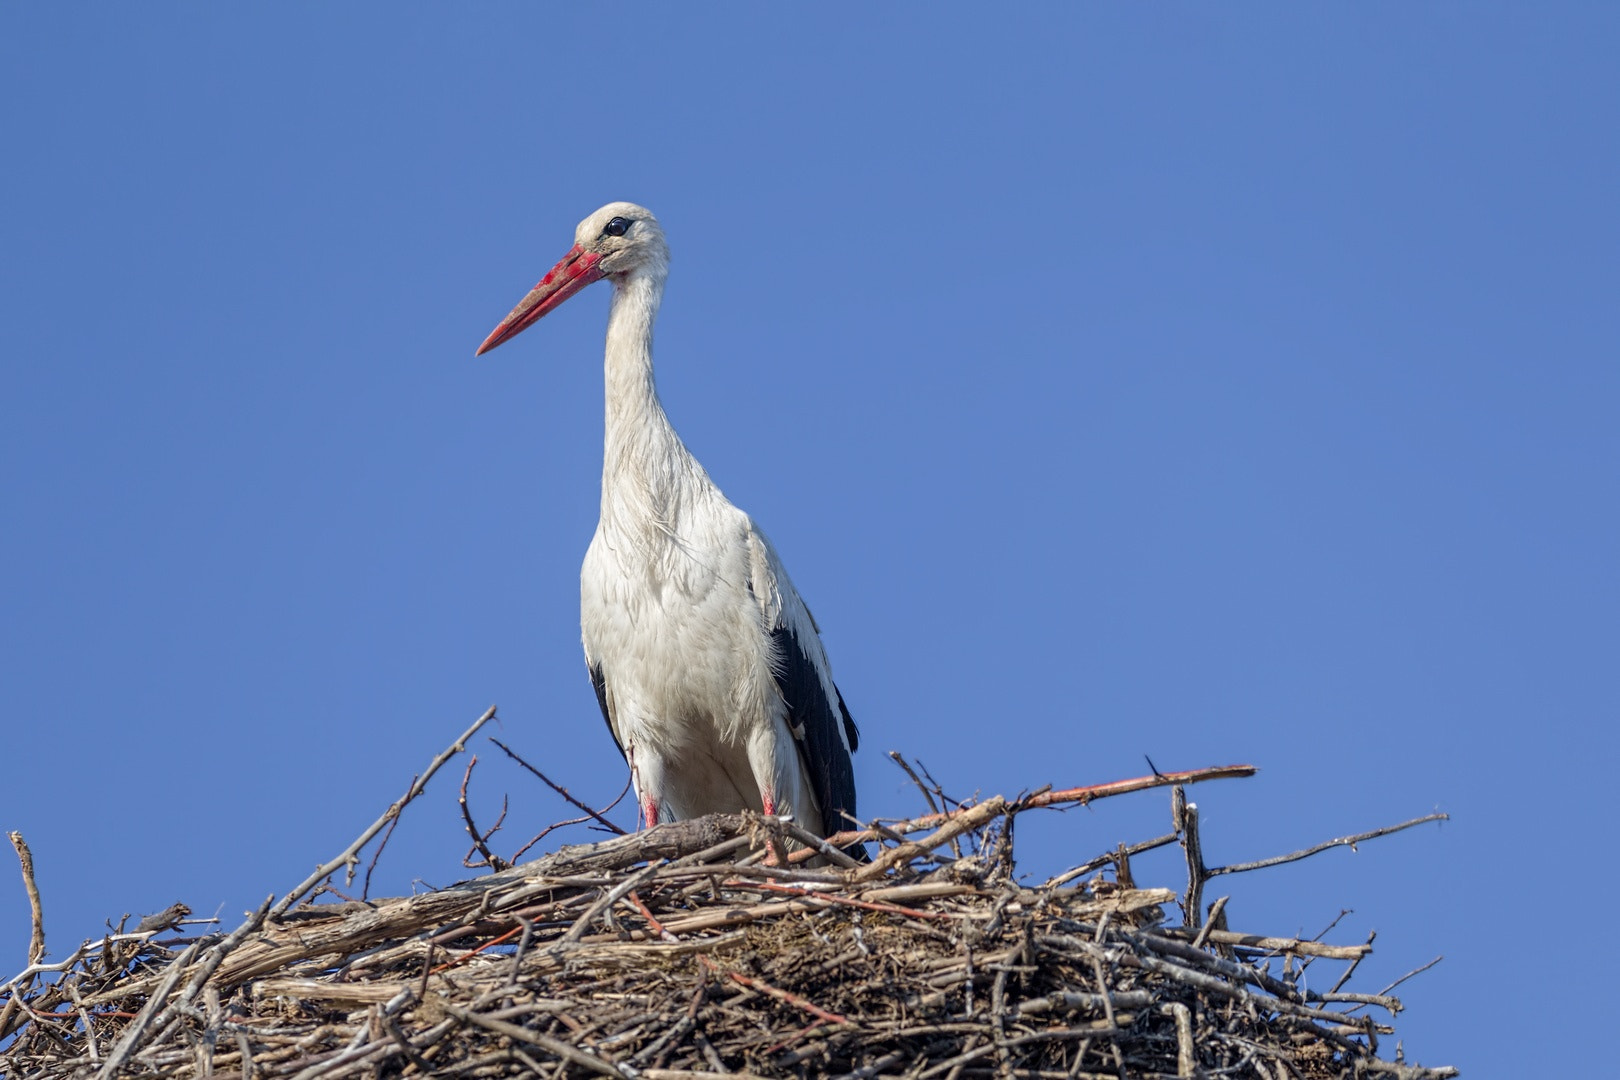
475 202 667 356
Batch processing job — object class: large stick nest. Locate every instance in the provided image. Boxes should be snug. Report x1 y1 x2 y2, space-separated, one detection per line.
1 735 1455 1079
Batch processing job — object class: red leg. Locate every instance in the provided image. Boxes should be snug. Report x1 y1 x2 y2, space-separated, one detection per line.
628 744 658 830
759 789 786 866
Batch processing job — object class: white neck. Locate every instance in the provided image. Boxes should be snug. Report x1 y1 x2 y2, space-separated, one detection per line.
600 271 699 515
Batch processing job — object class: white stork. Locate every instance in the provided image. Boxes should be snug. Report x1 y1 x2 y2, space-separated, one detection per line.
475 202 862 852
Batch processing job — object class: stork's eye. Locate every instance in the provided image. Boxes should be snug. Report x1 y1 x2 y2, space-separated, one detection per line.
604 217 631 237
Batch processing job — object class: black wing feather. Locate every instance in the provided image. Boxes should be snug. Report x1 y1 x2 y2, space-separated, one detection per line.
770 625 866 860
835 686 860 753
587 661 626 759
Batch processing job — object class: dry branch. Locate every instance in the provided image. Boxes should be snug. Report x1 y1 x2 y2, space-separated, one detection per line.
7 832 46 967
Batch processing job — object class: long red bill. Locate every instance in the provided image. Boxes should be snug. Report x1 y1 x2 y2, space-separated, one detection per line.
475 244 605 356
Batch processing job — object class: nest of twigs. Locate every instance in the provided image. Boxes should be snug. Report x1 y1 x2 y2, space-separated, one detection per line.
1 711 1455 1079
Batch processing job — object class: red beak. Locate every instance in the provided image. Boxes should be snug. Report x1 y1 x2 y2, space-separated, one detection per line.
475 244 605 356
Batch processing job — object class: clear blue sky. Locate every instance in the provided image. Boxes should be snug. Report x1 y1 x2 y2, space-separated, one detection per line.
3 6 1615 1074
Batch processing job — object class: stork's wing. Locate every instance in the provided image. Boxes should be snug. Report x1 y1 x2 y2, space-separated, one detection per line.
587 659 626 759
746 528 862 854
769 622 861 828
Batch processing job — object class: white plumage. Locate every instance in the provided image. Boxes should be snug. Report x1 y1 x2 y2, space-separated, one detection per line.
477 203 861 847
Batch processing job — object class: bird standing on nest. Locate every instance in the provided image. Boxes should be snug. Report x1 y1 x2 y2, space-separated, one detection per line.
476 202 862 855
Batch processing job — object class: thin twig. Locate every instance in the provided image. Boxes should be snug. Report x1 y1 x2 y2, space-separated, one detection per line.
1351 955 1445 1012
1329 930 1377 995
363 784 411 900
1044 833 1180 889
271 705 498 917
459 756 512 872
1208 813 1449 877
510 813 596 862
1191 896 1227 950
915 758 967 814
1026 764 1256 810
813 765 1256 854
490 737 630 836
888 753 950 863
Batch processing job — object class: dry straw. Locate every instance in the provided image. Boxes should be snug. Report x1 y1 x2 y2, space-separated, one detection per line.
1 707 1456 1079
